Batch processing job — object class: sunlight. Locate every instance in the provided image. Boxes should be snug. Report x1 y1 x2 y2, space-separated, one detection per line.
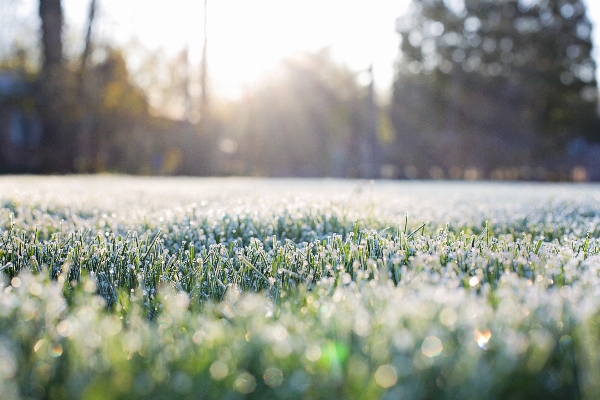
79 0 409 98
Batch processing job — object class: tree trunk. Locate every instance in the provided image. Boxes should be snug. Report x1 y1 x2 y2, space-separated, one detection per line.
38 0 74 173
75 0 97 172
39 0 63 70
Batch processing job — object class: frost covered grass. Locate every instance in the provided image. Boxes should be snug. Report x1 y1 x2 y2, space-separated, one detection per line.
1 176 600 399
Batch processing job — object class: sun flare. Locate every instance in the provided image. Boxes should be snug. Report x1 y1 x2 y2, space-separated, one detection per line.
86 0 407 98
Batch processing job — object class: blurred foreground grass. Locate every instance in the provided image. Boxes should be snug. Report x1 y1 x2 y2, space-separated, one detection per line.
1 176 600 399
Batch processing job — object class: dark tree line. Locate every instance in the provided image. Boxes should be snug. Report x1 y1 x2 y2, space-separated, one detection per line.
22 0 215 175
2 0 599 179
388 0 599 179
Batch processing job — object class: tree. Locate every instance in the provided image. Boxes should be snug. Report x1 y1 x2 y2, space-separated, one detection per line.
74 0 97 172
390 0 599 178
39 0 62 70
220 49 372 177
37 0 77 173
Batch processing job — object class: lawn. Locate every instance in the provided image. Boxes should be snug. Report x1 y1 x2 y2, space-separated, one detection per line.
1 176 599 399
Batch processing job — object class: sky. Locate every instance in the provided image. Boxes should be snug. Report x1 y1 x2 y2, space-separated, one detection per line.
60 0 408 99
9 0 600 99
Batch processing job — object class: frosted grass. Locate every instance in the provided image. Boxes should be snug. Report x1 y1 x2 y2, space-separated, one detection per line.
1 176 600 399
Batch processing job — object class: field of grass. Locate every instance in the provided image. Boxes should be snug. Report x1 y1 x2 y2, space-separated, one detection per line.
2 176 600 399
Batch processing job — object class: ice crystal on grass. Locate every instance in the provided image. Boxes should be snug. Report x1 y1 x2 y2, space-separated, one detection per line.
1 176 600 399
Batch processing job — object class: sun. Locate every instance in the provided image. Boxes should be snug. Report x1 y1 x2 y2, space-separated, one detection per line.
67 0 409 100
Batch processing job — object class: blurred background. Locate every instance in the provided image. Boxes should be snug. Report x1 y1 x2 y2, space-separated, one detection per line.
0 0 599 180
